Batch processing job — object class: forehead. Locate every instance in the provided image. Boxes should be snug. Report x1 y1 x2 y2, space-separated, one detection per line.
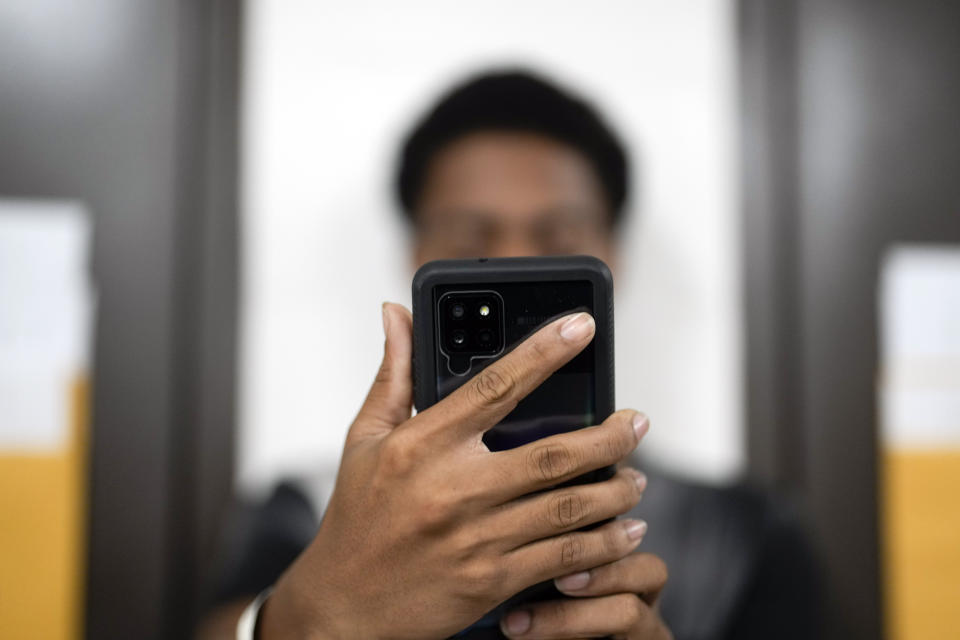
415 131 608 222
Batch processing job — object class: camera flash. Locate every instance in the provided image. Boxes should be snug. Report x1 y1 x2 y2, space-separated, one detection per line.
479 304 490 317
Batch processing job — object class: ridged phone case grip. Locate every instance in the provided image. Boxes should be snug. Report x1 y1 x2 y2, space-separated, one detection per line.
607 281 615 409
411 292 426 413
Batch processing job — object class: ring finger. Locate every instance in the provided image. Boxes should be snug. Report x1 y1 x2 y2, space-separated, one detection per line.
487 468 646 549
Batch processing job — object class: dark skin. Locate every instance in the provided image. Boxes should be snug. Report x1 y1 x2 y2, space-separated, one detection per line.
414 132 616 267
198 131 670 639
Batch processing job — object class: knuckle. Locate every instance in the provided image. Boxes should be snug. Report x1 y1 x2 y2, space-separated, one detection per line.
469 366 515 407
619 473 642 507
374 356 393 386
460 559 508 602
416 491 456 532
627 593 647 623
379 433 417 475
605 521 629 555
602 413 635 458
588 432 623 471
548 492 588 529
527 335 552 362
457 475 491 505
528 443 579 484
452 524 490 561
605 593 643 629
559 533 586 568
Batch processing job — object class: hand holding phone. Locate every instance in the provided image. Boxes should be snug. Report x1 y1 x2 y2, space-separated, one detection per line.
413 256 649 636
257 302 648 639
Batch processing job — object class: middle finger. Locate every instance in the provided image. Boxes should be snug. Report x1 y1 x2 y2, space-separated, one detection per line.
485 467 646 549
477 410 647 505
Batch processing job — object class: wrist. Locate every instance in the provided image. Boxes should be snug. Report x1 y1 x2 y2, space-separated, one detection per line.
257 575 338 640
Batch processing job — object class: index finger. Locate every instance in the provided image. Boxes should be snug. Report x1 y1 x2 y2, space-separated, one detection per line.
414 311 595 442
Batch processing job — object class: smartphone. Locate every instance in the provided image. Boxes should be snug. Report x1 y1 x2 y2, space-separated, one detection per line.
412 255 615 637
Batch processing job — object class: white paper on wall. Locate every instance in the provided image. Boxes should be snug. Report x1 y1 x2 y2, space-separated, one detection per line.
0 199 93 452
880 245 960 449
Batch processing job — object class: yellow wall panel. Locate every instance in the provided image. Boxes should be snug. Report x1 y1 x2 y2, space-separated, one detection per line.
882 449 960 640
0 379 87 640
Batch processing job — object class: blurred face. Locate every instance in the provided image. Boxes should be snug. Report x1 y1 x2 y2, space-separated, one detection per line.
412 132 616 268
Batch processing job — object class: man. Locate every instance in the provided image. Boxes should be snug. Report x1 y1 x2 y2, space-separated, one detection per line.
201 70 818 639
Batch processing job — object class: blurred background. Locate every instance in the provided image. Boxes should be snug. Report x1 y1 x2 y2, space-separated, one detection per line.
1 0 958 638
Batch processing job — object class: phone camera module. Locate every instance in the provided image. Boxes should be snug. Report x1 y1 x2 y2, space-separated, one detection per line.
439 291 503 373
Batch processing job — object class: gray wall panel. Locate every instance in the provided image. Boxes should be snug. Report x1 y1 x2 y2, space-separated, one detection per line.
0 1 239 636
742 1 960 637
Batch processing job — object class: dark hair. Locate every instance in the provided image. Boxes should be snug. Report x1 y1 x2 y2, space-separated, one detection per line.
395 69 630 224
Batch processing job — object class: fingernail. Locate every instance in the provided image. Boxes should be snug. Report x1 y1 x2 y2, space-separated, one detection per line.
555 570 591 591
625 519 648 541
502 610 532 636
633 469 648 492
632 413 649 442
559 312 594 342
381 302 390 335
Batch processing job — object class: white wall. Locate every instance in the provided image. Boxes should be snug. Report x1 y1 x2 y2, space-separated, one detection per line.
239 0 743 496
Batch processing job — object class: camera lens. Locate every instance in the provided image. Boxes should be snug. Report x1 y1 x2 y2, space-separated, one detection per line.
452 330 466 346
451 303 465 319
478 329 493 345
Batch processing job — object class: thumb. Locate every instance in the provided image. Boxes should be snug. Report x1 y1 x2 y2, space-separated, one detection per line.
349 302 414 440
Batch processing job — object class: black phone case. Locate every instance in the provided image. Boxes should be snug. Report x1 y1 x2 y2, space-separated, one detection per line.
412 255 615 638
413 255 614 416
